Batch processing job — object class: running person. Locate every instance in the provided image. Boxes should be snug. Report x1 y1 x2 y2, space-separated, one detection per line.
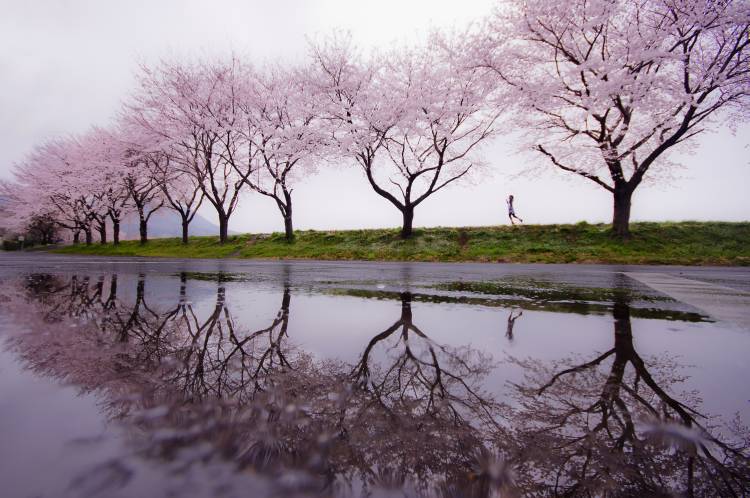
506 194 523 225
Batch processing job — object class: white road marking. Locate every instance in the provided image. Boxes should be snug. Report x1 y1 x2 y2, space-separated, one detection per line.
626 272 750 329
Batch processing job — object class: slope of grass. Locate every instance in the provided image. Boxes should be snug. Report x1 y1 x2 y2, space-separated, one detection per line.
50 222 750 265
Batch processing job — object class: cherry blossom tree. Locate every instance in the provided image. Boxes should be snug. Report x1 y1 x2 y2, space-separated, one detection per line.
236 64 326 241
126 56 254 244
9 136 104 244
103 184 129 245
0 182 60 244
26 213 60 244
148 150 204 244
478 0 750 237
311 34 500 238
122 151 164 245
80 128 131 245
120 101 205 245
69 128 127 245
97 122 169 245
0 181 45 241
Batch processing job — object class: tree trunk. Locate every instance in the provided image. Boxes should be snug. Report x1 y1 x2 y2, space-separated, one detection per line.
139 217 148 245
282 191 294 241
284 215 294 241
612 185 633 239
85 229 92 245
112 219 120 246
73 231 80 244
98 222 107 244
218 214 229 244
181 217 189 244
401 207 414 239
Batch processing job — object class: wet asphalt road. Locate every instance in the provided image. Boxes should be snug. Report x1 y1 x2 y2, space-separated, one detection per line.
1 252 749 292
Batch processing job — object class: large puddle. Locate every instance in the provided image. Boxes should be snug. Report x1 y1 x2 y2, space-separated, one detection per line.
0 259 748 497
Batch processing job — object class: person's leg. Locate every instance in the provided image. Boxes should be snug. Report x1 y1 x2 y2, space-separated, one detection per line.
508 214 515 225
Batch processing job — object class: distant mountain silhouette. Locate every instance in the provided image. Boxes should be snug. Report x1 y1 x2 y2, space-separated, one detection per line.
118 209 236 240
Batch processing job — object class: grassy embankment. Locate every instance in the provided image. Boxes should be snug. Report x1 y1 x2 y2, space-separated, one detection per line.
50 221 750 265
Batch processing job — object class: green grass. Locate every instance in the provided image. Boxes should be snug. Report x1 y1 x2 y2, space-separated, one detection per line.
50 222 750 266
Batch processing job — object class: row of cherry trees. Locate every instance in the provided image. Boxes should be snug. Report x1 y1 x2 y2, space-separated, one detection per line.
3 0 747 242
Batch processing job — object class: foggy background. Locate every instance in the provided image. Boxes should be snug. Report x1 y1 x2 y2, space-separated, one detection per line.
1 0 748 233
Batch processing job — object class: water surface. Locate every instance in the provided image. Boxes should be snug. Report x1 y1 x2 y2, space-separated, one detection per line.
0 255 748 497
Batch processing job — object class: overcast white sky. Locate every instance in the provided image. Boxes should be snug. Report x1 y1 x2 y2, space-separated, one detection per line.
1 0 748 233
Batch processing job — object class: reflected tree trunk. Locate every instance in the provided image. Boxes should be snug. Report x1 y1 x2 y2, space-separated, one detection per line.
104 274 118 310
507 292 749 496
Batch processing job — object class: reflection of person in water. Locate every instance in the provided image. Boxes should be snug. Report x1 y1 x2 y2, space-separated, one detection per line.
505 309 523 341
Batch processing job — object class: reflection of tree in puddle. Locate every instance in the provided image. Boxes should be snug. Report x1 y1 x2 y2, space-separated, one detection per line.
4 274 513 496
5 273 330 494
23 273 115 322
2 274 748 497
352 292 498 423
346 291 509 495
504 296 750 496
162 276 294 401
